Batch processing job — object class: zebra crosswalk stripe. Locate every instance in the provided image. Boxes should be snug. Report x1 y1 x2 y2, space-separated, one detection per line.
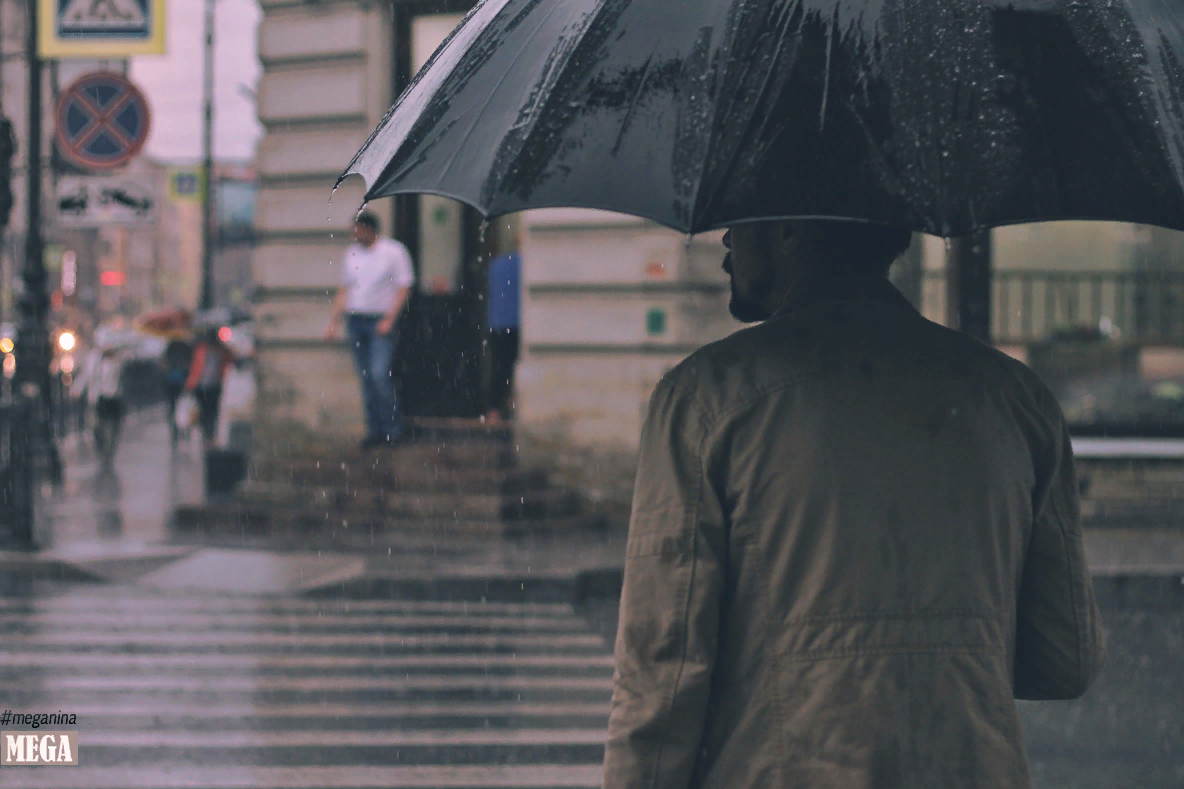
0 587 614 789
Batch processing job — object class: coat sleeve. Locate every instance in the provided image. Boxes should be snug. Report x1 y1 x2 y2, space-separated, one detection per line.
603 374 727 789
1014 390 1106 700
70 353 94 397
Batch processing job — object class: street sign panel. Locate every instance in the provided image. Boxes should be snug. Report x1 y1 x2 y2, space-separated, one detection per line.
38 0 166 58
56 174 156 226
55 71 151 171
168 168 203 202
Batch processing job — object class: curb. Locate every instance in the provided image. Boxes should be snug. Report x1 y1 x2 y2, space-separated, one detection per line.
0 553 106 583
1091 570 1184 610
569 567 1184 609
299 574 578 603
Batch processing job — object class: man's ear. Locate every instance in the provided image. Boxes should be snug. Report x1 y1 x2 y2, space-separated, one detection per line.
775 220 799 257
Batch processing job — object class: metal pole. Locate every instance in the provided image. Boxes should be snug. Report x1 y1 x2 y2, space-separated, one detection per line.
200 0 215 311
11 0 59 549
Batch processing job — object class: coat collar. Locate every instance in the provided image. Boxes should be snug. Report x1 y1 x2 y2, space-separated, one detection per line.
768 275 919 320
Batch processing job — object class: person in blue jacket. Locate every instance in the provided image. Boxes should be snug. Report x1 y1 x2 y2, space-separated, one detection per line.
485 246 520 424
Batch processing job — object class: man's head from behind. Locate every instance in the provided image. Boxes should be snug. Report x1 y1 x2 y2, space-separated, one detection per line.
354 211 381 246
723 220 912 322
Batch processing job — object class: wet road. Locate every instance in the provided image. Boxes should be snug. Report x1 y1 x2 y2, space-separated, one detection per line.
10 414 1182 788
0 582 612 788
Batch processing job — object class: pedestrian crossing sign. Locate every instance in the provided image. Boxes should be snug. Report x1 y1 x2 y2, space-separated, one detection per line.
39 0 166 58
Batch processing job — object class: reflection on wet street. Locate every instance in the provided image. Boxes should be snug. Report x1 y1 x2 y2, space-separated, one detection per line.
0 582 612 789
39 408 204 549
2 409 1182 788
1 412 616 788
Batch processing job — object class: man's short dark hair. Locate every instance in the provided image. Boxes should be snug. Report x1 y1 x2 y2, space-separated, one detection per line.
355 210 380 232
793 220 913 278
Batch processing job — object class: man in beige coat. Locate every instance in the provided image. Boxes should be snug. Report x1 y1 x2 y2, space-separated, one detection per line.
603 220 1106 789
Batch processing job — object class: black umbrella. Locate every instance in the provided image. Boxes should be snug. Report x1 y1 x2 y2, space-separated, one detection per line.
341 0 1184 237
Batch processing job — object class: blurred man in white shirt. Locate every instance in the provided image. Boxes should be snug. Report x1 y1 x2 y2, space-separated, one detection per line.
324 211 415 448
72 328 127 463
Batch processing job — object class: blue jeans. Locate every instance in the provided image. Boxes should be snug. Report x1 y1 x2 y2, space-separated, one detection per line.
346 314 402 441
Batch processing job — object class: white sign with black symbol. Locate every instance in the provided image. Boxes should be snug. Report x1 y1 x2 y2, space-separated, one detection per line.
56 175 156 226
58 0 149 38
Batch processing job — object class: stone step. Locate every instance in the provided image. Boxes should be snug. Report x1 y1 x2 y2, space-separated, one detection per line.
257 440 523 474
235 482 584 521
252 461 550 495
1077 462 1184 499
1081 497 1180 528
405 416 514 444
171 503 606 541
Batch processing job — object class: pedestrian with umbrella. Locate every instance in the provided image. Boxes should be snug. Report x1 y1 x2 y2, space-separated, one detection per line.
71 327 129 465
161 335 194 444
337 1 1184 785
137 307 195 444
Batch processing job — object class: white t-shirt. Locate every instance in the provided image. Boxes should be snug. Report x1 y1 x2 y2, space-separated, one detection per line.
72 350 123 405
342 237 416 315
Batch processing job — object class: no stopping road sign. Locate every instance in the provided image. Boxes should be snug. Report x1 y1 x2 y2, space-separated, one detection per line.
55 71 151 171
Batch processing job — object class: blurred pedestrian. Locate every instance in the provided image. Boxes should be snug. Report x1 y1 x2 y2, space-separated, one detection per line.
604 220 1106 789
72 330 127 465
324 210 415 449
484 244 520 424
161 336 193 444
184 326 236 447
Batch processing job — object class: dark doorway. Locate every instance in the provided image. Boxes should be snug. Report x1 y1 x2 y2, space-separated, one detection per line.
393 198 489 419
390 3 489 419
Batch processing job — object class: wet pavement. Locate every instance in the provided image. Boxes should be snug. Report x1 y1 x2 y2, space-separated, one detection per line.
17 411 631 592
1 414 618 788
0 581 611 788
40 406 205 548
0 414 1181 787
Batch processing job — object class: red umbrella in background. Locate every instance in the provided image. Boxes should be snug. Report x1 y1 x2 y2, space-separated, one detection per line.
136 307 192 338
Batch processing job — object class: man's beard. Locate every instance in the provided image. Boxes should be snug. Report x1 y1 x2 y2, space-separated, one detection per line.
723 253 773 323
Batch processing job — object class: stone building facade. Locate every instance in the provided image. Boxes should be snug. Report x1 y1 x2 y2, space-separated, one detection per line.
252 0 393 435
247 2 1184 454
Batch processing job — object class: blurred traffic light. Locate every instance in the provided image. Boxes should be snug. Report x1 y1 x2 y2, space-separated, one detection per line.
0 115 14 229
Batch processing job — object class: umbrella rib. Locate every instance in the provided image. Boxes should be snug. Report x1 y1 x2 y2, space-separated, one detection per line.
349 0 514 190
818 7 837 133
484 0 606 204
611 53 655 157
683 41 732 231
692 15 797 228
438 1 570 190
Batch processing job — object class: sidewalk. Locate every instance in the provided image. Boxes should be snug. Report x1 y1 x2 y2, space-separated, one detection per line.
2 409 1181 598
45 405 204 546
1 410 629 598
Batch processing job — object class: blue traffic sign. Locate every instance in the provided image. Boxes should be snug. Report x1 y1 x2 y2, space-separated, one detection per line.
55 71 151 171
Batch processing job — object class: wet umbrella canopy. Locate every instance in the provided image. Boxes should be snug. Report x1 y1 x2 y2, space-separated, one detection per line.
342 0 1184 237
